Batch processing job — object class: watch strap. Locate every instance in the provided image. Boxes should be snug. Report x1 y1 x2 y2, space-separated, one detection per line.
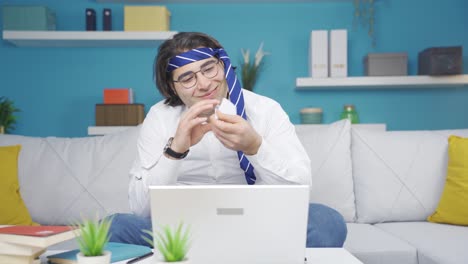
164 137 189 159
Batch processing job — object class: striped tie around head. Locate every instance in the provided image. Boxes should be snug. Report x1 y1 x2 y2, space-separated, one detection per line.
167 47 256 184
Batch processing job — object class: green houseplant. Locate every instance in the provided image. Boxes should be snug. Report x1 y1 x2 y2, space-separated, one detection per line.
142 222 191 263
74 215 113 264
240 42 270 91
353 0 376 47
0 96 20 134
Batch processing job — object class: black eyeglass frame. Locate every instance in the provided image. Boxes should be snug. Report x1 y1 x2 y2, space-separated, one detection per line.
172 58 222 89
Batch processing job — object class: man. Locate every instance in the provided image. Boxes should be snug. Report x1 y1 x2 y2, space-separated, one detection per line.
109 32 347 248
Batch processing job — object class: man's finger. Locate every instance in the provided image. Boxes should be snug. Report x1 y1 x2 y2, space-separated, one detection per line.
215 111 242 123
193 121 212 137
212 130 236 150
210 115 237 133
184 101 219 121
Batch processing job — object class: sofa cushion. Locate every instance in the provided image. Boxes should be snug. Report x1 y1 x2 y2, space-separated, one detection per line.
428 135 468 226
0 126 140 225
344 223 417 264
295 119 355 222
352 128 468 223
375 222 468 264
0 145 35 225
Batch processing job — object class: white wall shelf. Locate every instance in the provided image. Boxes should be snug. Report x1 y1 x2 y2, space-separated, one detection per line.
296 75 468 90
2 30 178 47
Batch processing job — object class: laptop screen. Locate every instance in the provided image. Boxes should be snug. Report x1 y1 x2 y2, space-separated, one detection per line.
149 185 309 264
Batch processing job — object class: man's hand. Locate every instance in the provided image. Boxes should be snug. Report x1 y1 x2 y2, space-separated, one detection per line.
171 99 219 153
209 111 262 155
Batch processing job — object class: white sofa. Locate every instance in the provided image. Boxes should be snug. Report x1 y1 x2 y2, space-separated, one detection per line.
1 119 467 264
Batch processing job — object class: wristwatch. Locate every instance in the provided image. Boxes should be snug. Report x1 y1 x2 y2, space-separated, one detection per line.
164 137 189 159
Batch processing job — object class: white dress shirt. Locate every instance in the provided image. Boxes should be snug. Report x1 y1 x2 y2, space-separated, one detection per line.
128 90 312 217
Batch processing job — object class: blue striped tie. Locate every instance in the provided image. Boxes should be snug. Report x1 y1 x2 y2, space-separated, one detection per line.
167 47 256 184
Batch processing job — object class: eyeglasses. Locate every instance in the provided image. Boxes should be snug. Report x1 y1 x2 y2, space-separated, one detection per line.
173 59 220 89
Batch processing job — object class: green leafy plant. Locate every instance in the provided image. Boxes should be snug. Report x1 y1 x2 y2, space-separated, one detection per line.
73 215 113 257
0 96 20 134
142 222 191 262
353 0 376 48
240 42 270 91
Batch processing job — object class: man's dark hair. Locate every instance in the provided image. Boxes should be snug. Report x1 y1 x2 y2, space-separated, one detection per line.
154 32 223 106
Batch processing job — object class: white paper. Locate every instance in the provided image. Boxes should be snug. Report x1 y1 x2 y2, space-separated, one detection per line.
215 98 236 119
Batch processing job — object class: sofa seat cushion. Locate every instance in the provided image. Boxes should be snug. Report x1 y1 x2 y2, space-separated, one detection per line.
352 128 468 223
296 119 355 222
375 222 468 264
0 127 140 225
344 223 417 264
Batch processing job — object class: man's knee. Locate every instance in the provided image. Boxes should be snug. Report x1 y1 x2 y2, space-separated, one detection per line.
306 203 347 248
107 213 152 246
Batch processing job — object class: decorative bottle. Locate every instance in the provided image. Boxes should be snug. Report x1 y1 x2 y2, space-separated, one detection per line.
340 104 359 124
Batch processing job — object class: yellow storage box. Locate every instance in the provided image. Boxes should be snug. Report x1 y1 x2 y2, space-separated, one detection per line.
124 6 170 31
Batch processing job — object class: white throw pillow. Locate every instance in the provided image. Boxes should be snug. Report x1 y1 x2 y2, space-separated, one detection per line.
352 128 468 224
295 119 355 222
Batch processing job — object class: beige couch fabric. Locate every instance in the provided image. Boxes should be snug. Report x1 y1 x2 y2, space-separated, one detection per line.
0 127 139 225
352 128 468 224
296 119 356 222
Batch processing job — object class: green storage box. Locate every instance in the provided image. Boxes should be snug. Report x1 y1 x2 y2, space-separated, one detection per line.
2 6 56 30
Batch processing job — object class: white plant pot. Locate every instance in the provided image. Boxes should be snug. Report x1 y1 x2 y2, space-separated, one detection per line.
76 251 111 264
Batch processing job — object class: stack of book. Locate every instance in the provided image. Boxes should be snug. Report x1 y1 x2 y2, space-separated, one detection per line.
0 225 77 264
96 88 145 126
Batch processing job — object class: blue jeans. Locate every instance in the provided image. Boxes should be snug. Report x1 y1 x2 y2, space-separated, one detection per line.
108 203 347 248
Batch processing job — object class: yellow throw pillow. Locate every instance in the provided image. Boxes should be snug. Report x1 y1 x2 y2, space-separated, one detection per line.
0 145 36 225
428 135 468 226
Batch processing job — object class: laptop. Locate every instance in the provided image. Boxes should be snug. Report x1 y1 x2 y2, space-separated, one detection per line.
149 185 310 264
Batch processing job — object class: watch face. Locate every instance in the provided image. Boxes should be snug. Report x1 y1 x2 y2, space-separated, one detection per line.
164 137 174 150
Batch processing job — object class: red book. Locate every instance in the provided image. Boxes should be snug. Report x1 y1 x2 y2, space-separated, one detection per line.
0 225 73 237
103 88 134 104
0 226 77 248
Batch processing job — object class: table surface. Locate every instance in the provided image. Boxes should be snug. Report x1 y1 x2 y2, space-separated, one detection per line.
40 247 363 264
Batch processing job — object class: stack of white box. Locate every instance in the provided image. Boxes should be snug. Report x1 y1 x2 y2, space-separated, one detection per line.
309 29 348 78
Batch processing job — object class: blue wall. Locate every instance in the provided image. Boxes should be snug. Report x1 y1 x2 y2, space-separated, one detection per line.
1 0 467 137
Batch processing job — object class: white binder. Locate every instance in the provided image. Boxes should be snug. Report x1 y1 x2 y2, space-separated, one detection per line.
329 29 348 77
309 30 328 78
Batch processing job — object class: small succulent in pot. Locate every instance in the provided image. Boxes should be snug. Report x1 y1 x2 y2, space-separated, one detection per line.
142 222 191 263
73 215 113 264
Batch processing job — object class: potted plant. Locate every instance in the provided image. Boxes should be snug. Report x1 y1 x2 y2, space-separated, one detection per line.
353 0 376 47
142 222 191 263
0 96 20 134
73 215 113 264
240 42 270 91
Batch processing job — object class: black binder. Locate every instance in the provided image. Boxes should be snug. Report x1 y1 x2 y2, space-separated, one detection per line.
103 8 112 31
85 8 96 31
